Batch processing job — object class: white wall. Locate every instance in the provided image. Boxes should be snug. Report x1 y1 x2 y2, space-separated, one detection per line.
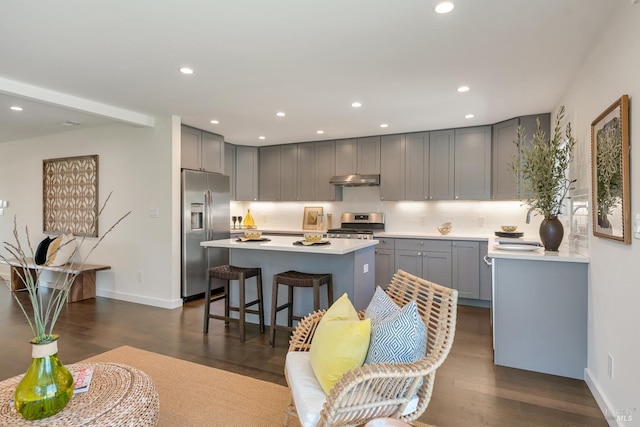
558 2 640 425
0 117 182 309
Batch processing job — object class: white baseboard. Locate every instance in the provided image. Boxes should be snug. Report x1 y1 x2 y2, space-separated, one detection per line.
585 368 619 427
96 289 183 309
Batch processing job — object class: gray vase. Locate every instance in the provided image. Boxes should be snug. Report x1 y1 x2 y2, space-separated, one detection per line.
539 217 564 251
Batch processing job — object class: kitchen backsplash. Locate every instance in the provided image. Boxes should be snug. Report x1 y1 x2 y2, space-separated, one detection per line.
231 186 587 245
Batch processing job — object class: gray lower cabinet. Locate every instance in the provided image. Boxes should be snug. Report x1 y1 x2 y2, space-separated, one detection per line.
452 241 480 299
479 242 492 301
374 238 395 290
454 126 492 200
234 146 259 201
493 257 587 379
394 239 452 288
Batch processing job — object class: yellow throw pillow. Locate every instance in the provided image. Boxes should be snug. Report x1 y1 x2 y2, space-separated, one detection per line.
310 293 371 395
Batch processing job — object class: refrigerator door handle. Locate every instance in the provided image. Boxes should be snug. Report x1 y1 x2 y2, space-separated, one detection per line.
204 190 211 241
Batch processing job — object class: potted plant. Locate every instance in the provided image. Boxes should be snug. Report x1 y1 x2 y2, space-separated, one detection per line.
512 106 576 251
0 193 129 420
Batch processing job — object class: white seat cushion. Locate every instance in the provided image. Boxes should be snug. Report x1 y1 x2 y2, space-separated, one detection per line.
286 352 420 427
286 351 326 427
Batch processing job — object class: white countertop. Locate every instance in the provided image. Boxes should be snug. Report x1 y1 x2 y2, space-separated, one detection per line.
201 236 378 255
374 231 491 241
487 238 589 263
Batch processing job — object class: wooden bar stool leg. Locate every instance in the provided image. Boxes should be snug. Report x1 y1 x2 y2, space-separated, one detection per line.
203 277 212 333
239 275 246 343
327 276 334 305
224 280 230 326
257 271 265 333
269 278 279 347
287 284 294 328
313 283 320 312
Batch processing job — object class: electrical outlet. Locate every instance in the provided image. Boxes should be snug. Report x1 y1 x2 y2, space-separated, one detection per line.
477 216 486 227
137 271 143 283
0 208 3 216
608 353 614 379
262 215 268 224
363 264 369 273
149 208 159 218
420 216 426 226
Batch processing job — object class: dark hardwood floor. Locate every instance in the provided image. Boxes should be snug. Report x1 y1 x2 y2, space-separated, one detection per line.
0 287 606 426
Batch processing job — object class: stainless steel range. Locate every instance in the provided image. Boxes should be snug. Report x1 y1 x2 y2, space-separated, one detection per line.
327 212 385 239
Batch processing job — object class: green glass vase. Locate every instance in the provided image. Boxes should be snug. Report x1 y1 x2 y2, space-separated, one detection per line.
14 336 74 420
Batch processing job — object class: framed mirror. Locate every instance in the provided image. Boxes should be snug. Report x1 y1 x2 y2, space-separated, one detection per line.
591 94 630 243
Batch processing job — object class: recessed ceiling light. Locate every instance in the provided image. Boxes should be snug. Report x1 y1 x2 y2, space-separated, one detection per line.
380 123 389 128
434 2 455 14
276 112 285 117
457 86 470 93
351 102 362 108
59 120 82 127
10 106 23 111
259 136 266 140
210 120 219 124
465 114 475 119
179 67 194 75
316 130 324 134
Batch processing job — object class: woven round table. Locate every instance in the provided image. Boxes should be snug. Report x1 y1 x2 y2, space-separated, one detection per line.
0 363 159 426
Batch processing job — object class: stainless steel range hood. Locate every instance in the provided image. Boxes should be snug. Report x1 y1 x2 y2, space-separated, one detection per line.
329 174 380 187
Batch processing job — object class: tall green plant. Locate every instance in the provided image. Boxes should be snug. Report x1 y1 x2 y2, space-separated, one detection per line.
1 192 130 343
512 106 576 218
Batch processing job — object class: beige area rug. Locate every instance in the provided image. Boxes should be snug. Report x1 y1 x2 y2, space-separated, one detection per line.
82 346 434 427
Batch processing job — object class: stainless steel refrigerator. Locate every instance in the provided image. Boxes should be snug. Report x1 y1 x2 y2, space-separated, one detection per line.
181 169 230 300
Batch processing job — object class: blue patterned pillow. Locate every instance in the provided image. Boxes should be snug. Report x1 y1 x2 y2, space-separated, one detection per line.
364 288 427 365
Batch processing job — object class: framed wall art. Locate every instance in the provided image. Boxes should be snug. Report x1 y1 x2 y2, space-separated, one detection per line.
43 155 99 237
591 94 630 243
302 206 324 230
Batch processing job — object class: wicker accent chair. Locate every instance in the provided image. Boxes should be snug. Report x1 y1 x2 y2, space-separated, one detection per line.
283 269 459 427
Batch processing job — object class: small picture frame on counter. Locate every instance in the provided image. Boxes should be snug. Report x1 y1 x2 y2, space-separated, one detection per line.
302 206 323 230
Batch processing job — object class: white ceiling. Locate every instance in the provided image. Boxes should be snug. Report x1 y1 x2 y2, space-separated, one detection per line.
0 0 614 146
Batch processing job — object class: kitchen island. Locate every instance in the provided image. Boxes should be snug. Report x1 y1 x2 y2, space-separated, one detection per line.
201 236 378 326
488 240 589 379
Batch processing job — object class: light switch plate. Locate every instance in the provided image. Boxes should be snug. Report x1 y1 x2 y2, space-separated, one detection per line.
149 208 159 218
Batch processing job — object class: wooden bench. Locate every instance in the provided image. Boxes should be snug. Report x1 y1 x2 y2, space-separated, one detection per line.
2 258 111 303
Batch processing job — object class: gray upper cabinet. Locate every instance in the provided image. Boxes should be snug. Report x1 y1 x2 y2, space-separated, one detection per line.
335 139 358 176
224 143 236 200
357 136 381 175
315 140 341 201
380 134 405 201
297 142 316 201
492 114 550 200
280 144 298 200
335 137 380 175
259 146 281 201
454 126 492 200
405 132 429 200
429 130 455 200
492 118 519 200
259 144 298 201
180 125 224 173
235 146 259 201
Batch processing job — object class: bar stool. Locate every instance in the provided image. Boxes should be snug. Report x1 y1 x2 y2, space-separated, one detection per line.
204 265 264 343
269 270 333 347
